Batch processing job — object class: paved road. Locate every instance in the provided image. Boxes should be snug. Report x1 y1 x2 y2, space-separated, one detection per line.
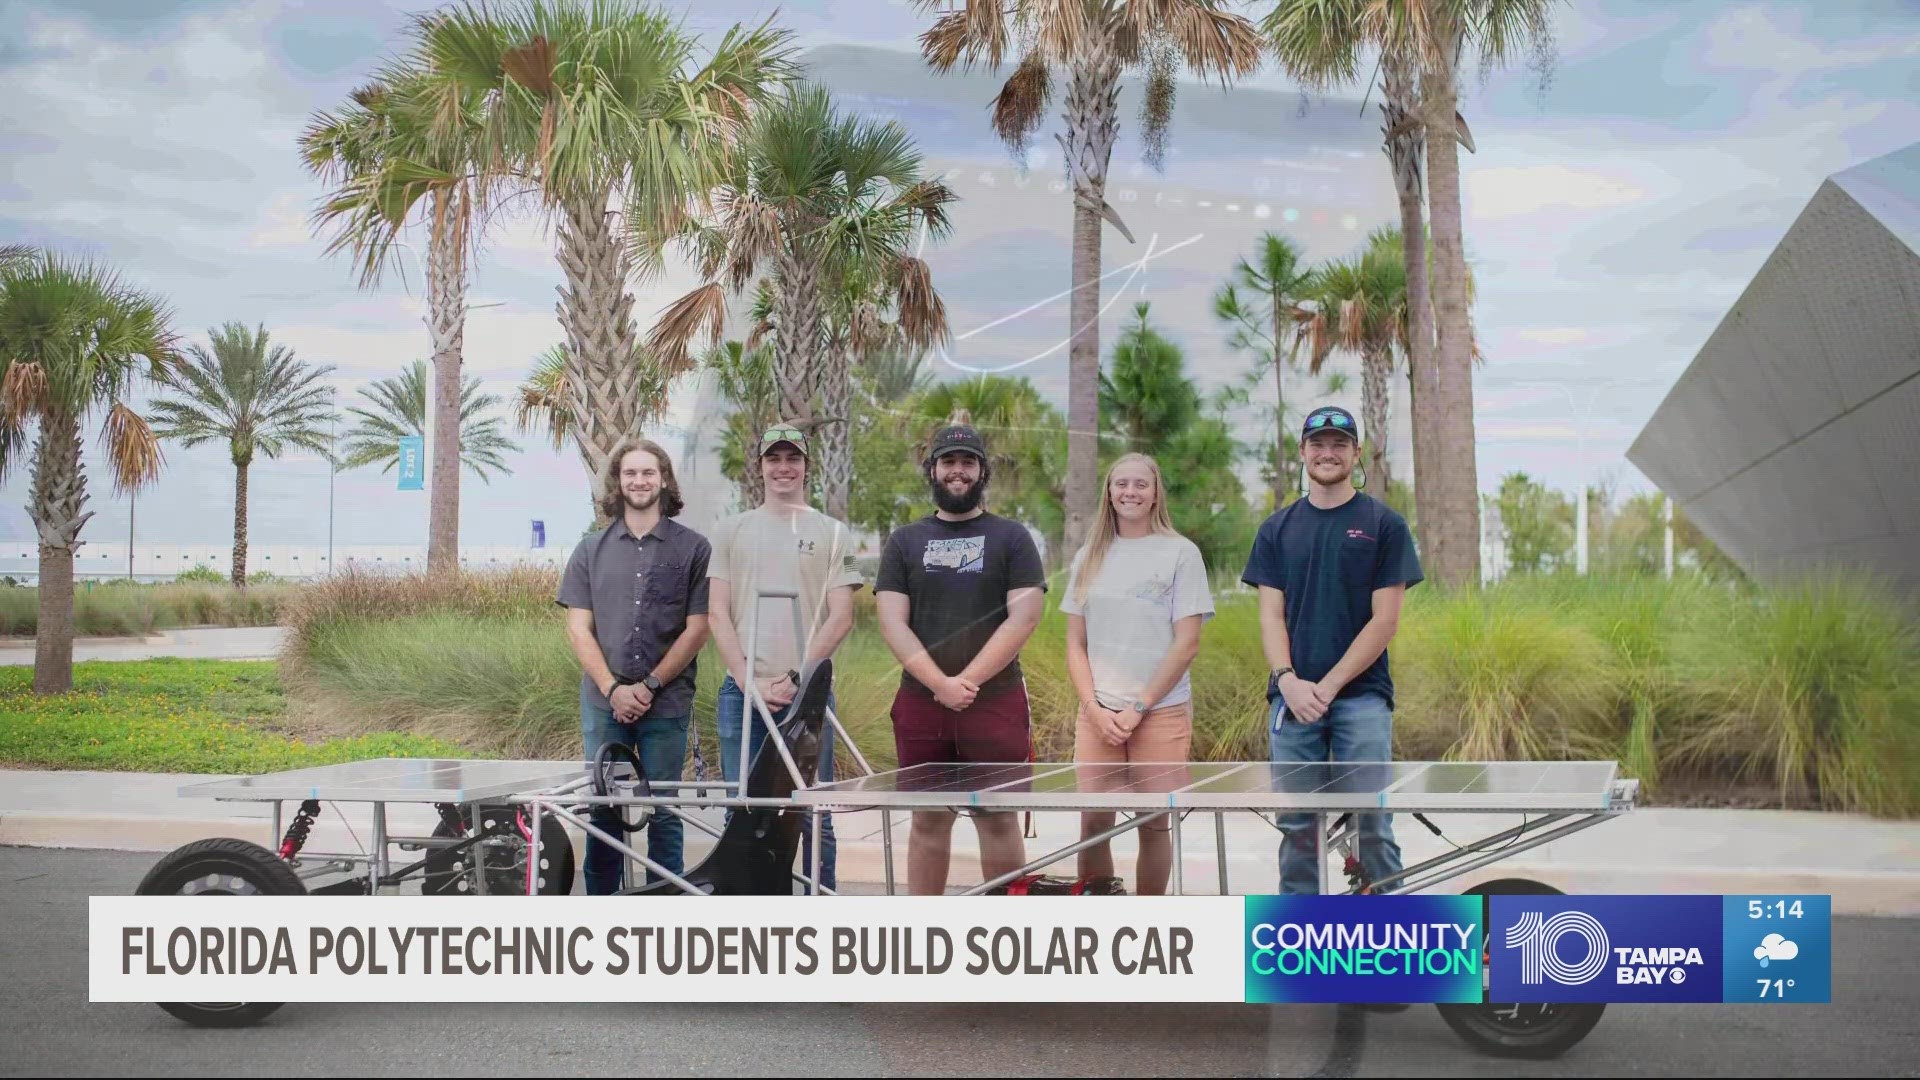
5 847 1914 1078
0 626 286 665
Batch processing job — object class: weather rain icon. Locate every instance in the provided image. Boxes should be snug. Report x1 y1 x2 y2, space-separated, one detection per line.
1754 934 1800 968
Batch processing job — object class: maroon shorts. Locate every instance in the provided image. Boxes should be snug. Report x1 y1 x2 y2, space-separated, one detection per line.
891 681 1033 770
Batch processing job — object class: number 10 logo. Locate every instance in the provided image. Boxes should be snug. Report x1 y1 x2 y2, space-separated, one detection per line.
1504 910 1611 986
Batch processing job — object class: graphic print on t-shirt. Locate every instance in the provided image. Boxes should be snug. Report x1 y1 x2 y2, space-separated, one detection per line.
923 535 985 573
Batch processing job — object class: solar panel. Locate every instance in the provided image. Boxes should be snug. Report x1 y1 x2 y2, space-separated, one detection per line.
796 760 1620 813
183 756 1620 813
180 758 589 803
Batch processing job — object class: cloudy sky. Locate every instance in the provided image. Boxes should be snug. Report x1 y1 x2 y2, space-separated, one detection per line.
3 0 1917 557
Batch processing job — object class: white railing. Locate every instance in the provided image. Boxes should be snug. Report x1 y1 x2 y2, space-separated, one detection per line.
0 543 565 583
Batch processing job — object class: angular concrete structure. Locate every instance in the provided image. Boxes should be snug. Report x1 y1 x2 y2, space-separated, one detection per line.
1628 142 1920 594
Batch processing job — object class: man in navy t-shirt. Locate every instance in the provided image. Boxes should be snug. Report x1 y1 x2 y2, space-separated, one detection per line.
1241 406 1424 898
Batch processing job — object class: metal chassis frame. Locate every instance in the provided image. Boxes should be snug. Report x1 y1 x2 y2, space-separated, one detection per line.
244 773 1637 899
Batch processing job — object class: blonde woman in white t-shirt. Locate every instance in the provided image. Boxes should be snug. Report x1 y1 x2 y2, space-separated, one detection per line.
1061 453 1215 895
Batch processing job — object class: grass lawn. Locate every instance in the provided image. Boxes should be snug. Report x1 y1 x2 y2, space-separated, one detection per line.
0 658 470 773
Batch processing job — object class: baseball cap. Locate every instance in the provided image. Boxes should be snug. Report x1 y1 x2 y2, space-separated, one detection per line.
927 423 987 463
1301 406 1360 444
756 422 809 458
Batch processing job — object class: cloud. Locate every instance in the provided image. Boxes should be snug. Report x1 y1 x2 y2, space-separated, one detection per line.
1700 6 1920 76
1754 933 1799 964
247 191 320 250
1466 164 1652 220
1513 328 1594 346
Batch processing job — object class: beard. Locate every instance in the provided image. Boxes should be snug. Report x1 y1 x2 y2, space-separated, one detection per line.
1307 461 1353 486
930 472 986 514
622 488 661 513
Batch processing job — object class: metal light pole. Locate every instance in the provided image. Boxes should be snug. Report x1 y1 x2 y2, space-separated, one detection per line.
128 487 135 581
328 412 336 579
1664 494 1675 580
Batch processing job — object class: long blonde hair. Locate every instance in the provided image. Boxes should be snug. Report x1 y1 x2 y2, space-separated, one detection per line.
1072 453 1178 607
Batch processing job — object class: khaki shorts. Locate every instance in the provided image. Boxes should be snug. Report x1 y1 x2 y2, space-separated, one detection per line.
1073 701 1193 764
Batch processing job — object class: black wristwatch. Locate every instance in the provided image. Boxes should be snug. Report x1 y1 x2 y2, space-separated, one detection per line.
1270 666 1294 685
787 668 800 686
642 674 663 693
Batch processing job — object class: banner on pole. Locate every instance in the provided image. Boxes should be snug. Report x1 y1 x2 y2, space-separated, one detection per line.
397 436 425 491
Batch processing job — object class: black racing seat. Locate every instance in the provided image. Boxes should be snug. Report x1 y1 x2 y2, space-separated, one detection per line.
613 657 834 896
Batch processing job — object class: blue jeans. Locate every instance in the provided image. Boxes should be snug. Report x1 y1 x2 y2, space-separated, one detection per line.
1269 691 1403 894
581 687 688 894
717 674 836 891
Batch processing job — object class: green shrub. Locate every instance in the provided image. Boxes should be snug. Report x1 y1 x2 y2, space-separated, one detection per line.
1394 586 1618 762
278 567 1920 817
176 564 225 584
1667 571 1920 816
0 659 464 773
0 581 292 636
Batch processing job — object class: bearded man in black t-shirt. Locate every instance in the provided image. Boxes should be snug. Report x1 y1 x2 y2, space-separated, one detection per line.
875 424 1048 896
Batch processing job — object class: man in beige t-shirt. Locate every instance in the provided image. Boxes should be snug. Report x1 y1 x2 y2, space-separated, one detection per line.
707 422 863 889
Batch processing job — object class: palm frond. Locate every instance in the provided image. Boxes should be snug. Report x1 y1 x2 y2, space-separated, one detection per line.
647 282 731 372
100 402 165 494
513 344 574 451
991 50 1055 154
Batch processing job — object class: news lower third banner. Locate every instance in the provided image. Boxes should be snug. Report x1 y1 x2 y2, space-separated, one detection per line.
89 894 1829 1005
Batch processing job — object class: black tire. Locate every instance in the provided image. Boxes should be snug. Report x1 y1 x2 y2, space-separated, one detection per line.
1435 878 1608 1059
422 807 573 896
134 837 304 1029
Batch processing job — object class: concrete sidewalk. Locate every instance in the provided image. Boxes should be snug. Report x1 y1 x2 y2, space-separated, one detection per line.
3 767 1917 913
0 625 286 664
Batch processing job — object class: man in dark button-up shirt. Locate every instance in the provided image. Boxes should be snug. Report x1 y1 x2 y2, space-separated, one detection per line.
558 437 711 894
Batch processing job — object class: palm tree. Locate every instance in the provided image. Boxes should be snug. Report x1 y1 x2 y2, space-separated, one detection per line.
512 342 667 521
1301 246 1405 491
0 251 178 694
704 338 780 511
340 360 517 485
648 82 955 523
912 375 1069 552
1265 0 1558 587
916 0 1264 560
301 66 489 576
512 344 577 467
862 341 936 404
416 1 796 512
1213 232 1316 509
0 245 32 274
147 323 336 588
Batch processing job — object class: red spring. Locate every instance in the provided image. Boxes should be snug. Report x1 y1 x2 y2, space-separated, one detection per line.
517 810 534 895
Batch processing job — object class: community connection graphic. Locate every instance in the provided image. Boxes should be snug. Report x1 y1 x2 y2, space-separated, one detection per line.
1244 894 1831 1004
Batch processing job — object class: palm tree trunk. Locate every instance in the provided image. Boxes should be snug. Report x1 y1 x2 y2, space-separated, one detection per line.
1271 299 1288 510
426 189 467 576
1383 48 1434 543
1421 53 1481 589
821 348 853 521
774 252 824 426
29 412 87 695
1361 341 1392 492
1060 41 1122 560
556 189 642 521
231 458 250 589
